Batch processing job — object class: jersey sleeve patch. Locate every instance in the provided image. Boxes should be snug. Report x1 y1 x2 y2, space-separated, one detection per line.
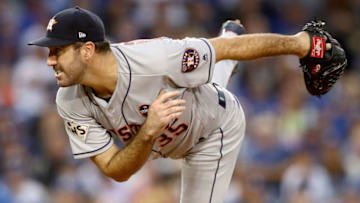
182 48 200 73
65 120 89 142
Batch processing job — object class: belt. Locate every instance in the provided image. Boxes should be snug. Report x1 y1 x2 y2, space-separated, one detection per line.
212 83 226 109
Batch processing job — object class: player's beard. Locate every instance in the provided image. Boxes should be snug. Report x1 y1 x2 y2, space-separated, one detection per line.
56 55 86 87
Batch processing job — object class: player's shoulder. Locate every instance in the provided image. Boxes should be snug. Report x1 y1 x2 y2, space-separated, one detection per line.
110 37 211 52
56 85 80 101
56 85 88 110
110 37 204 49
111 37 172 47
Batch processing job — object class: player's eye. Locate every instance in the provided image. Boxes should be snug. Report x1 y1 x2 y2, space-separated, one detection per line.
49 47 61 56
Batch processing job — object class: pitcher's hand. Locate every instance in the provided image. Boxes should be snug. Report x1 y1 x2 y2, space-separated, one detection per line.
142 90 186 141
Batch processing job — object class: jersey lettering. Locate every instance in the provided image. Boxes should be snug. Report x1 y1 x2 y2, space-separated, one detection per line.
118 126 133 142
111 123 141 143
157 134 173 147
110 119 189 147
166 118 189 136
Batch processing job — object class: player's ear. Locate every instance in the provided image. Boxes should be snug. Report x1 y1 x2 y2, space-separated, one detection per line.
80 41 96 60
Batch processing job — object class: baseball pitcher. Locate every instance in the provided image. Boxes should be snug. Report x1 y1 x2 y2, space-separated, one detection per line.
28 7 346 203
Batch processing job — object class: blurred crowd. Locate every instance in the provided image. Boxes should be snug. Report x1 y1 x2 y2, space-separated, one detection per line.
0 0 359 202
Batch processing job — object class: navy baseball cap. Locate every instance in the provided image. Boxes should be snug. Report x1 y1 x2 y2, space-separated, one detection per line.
28 6 105 47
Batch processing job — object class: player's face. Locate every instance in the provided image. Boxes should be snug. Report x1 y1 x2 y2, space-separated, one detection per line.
47 45 86 87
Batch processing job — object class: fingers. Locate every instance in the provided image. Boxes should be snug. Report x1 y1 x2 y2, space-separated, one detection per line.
144 90 186 137
158 89 166 96
165 99 186 108
157 90 186 117
168 112 183 121
157 90 180 104
153 89 186 118
165 105 186 117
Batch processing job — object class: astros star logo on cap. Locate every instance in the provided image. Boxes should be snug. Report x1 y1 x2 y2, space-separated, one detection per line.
28 7 106 47
47 18 57 32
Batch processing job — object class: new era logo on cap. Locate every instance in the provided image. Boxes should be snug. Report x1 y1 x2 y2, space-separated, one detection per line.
78 32 86 39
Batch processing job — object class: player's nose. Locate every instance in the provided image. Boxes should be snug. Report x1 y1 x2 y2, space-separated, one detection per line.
47 55 57 67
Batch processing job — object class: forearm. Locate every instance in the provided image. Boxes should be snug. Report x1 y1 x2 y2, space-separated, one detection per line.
210 32 310 62
92 125 156 182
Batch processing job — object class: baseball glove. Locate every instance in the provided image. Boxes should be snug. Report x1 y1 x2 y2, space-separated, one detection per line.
300 20 347 97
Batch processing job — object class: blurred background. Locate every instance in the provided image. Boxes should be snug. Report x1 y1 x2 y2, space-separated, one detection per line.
0 0 359 202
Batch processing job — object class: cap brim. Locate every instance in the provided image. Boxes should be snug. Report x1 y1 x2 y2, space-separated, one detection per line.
27 36 75 47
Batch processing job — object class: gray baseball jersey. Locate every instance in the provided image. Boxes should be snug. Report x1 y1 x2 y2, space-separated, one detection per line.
56 37 229 159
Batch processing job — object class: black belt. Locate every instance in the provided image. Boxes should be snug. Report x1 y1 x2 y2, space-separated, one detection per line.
212 83 226 109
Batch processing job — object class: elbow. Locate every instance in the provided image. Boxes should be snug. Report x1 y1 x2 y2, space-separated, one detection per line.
111 175 130 182
209 37 230 62
104 170 132 182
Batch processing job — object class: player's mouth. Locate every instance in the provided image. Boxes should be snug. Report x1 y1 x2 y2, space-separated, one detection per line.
53 67 63 79
53 69 63 79
55 71 63 79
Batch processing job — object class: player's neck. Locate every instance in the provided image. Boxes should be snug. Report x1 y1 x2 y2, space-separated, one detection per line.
82 51 118 99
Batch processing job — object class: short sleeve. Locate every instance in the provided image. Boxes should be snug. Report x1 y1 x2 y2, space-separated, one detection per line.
164 38 216 88
56 87 113 159
114 37 216 88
